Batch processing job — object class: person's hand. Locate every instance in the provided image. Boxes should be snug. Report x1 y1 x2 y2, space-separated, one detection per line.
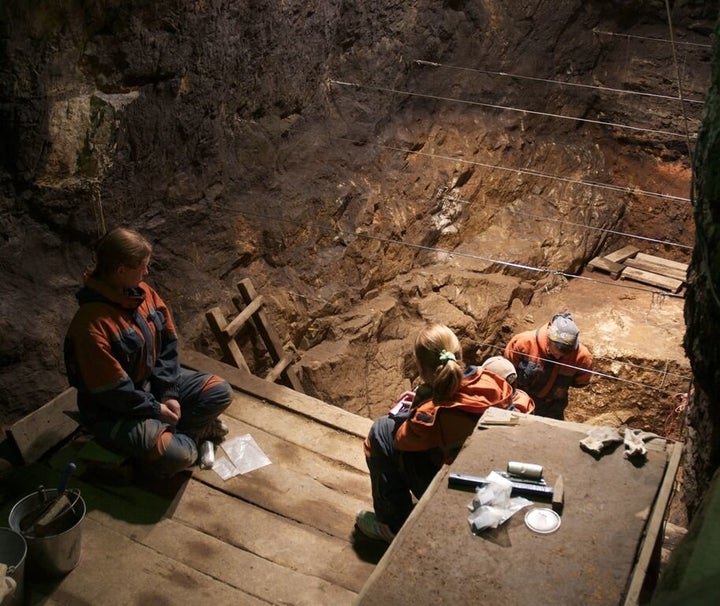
159 398 181 425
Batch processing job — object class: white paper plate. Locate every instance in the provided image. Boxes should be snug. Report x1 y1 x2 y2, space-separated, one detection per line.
524 507 561 534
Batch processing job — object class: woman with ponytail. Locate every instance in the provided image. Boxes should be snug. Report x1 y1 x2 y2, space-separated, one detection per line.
355 323 517 543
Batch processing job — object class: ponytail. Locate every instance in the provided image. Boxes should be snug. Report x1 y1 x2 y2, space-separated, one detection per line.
414 324 464 399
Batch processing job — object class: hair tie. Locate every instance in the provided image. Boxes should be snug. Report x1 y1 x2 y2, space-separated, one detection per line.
438 349 456 365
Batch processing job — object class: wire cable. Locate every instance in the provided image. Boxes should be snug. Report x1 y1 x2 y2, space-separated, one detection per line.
329 79 697 140
332 136 692 205
593 28 713 49
414 59 705 106
664 0 696 162
235 207 686 300
490 343 691 395
433 192 693 250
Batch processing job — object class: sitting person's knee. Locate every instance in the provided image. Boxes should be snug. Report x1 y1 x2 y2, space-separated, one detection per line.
147 430 197 476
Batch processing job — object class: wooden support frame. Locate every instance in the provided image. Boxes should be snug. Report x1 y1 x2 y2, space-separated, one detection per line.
205 278 304 393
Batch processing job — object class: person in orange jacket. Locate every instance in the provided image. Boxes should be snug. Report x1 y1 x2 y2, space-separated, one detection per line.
480 355 535 414
504 311 593 420
64 227 232 477
355 323 515 543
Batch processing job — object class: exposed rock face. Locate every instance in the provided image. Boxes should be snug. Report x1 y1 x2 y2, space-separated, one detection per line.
0 0 715 514
684 16 720 518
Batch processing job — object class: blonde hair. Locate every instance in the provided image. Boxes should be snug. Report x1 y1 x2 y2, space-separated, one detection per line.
91 227 152 279
414 323 464 399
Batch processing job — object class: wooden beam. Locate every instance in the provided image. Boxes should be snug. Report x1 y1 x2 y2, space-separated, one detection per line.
236 279 304 392
605 245 639 264
205 307 251 373
223 295 264 339
620 267 683 293
587 257 624 278
623 441 684 606
180 348 370 438
265 352 294 383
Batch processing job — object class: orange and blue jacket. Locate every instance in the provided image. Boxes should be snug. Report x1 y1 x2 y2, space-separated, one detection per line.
504 323 593 402
393 367 514 464
64 275 180 423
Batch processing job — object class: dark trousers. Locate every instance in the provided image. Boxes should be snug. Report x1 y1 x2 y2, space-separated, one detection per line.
90 368 232 477
533 394 569 420
365 415 440 533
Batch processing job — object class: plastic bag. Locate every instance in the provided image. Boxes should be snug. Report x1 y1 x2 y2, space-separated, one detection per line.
213 434 272 480
467 471 533 533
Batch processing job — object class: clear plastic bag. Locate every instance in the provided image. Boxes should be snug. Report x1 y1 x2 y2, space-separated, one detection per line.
467 471 532 533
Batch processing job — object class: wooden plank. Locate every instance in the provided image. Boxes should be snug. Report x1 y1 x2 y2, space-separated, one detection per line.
224 394 369 471
605 245 640 264
125 514 359 605
631 253 689 280
236 279 304 392
620 267 684 293
224 295 264 338
28 516 267 606
623 441 684 606
172 479 375 594
181 349 372 439
587 256 624 278
205 307 252 373
210 408 370 498
635 252 689 273
625 257 687 282
7 387 79 464
197 446 370 539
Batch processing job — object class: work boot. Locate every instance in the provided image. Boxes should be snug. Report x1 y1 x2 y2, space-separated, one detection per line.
355 510 395 543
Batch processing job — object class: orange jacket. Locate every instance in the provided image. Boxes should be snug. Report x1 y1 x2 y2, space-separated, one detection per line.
512 388 535 413
64 275 180 422
504 323 593 401
393 368 513 464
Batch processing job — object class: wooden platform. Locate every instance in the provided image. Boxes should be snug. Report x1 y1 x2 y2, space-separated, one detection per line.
0 352 683 606
587 246 688 294
0 350 380 606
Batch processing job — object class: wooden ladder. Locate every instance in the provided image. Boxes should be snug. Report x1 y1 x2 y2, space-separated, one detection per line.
205 278 304 392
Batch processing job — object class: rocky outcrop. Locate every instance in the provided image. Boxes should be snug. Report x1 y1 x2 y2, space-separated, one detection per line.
683 16 720 518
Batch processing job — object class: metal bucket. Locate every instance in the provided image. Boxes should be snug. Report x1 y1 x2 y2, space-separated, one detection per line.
8 488 85 578
0 527 26 606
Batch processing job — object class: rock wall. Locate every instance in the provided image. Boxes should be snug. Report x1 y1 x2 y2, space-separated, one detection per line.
683 15 720 517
